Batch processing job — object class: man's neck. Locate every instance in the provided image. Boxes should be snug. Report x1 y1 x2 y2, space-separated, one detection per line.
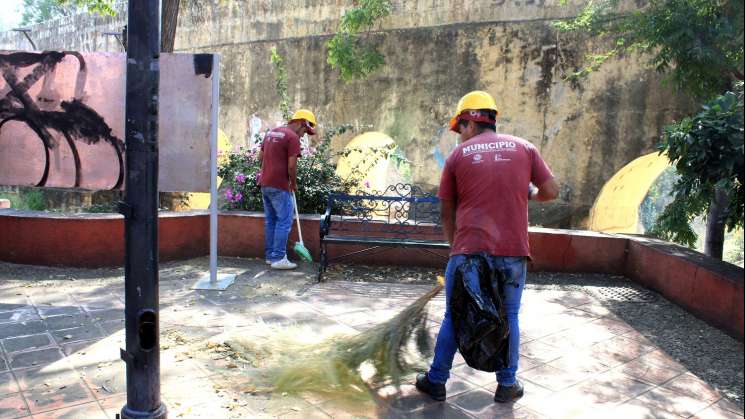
463 130 496 143
285 123 303 137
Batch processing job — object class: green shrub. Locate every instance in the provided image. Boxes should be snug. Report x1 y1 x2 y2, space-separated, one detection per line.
22 189 46 211
219 125 363 214
0 189 47 211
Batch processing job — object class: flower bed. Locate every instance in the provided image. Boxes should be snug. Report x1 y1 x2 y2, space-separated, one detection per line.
218 125 386 214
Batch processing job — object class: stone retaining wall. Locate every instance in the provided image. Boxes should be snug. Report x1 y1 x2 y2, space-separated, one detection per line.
0 0 695 226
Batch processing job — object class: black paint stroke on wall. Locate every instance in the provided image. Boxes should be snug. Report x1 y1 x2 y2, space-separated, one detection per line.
0 51 125 189
193 54 213 78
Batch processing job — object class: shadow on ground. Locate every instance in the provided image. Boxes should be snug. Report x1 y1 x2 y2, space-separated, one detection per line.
0 258 743 418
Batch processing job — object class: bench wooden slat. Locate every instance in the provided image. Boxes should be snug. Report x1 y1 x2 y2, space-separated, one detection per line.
318 183 447 282
323 235 449 248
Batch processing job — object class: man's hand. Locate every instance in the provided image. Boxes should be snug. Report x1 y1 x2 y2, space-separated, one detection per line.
440 199 456 246
530 178 559 202
288 155 298 193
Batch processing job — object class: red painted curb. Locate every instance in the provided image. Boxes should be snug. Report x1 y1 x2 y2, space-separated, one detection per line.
1 210 742 339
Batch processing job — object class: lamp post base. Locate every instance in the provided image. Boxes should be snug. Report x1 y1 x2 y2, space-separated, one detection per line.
119 403 167 419
192 272 237 290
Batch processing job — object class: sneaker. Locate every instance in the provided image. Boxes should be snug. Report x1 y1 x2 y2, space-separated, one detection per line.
270 257 297 270
494 380 524 403
265 259 273 265
415 373 446 401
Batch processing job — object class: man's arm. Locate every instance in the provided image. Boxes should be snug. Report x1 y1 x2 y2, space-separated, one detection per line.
440 198 457 246
288 155 298 191
530 178 559 202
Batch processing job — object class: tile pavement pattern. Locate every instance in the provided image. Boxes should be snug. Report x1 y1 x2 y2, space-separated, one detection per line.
0 260 743 418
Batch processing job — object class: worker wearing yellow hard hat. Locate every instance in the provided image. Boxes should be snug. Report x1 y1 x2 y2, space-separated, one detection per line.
257 108 318 270
416 91 559 404
448 90 499 133
288 109 317 136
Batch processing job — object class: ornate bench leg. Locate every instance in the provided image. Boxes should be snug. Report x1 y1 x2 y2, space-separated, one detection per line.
317 242 328 282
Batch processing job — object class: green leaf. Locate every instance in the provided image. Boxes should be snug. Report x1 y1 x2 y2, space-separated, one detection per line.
327 0 392 82
270 47 292 121
652 82 744 244
554 0 744 99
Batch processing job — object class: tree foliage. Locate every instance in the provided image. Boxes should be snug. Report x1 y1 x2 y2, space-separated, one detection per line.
20 0 181 53
21 0 116 25
219 126 359 214
557 0 744 256
327 0 392 82
58 0 115 15
555 0 744 99
650 82 744 246
270 47 292 121
21 0 78 25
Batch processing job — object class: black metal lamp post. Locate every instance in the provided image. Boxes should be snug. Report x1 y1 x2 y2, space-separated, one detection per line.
118 1 166 418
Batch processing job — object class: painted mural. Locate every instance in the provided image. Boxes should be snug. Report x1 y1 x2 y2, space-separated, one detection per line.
0 51 214 192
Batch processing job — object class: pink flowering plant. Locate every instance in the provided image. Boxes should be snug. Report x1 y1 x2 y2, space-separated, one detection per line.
218 125 360 213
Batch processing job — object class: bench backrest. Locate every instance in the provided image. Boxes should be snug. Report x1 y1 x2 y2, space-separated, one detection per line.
325 184 442 238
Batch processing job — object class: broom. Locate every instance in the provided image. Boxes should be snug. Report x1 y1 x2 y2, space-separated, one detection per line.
228 277 445 400
292 192 313 262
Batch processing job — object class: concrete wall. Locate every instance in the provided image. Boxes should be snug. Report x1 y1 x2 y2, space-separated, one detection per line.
0 0 694 225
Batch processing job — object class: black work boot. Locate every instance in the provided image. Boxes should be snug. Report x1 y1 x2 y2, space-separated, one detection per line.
415 373 446 401
494 380 524 403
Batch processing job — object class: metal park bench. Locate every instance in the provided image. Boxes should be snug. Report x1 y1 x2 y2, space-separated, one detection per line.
318 183 449 281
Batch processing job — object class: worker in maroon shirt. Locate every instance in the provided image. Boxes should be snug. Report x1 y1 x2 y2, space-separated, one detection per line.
416 91 559 403
257 109 317 270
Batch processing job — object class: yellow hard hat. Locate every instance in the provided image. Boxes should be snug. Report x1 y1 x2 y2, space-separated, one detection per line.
449 91 499 133
290 109 317 135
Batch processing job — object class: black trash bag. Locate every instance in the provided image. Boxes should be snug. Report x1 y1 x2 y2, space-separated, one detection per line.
450 255 510 372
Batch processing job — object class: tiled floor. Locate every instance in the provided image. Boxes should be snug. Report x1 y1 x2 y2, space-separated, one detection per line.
0 259 742 418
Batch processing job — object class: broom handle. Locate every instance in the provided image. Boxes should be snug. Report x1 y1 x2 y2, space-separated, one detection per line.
292 192 304 245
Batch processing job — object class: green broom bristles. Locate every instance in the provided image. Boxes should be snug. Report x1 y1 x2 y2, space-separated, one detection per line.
293 241 313 263
225 281 444 400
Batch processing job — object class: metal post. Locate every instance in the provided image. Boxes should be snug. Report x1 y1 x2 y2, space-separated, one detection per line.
11 28 36 50
118 1 166 418
102 27 127 52
193 54 236 291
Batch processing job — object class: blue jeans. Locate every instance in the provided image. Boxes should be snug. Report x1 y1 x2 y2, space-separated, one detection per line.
428 254 527 386
262 187 294 262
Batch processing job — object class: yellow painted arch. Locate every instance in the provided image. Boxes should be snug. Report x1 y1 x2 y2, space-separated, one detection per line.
587 152 672 233
335 131 395 193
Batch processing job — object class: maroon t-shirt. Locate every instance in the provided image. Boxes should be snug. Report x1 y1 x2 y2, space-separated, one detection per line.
259 127 301 191
438 132 554 257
